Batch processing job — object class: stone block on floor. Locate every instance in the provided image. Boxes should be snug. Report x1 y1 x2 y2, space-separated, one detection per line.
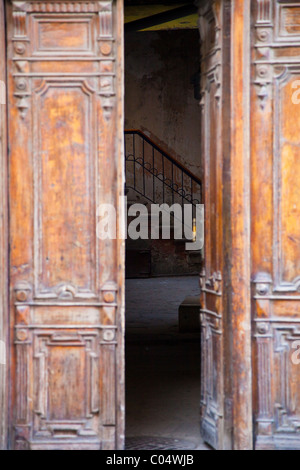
178 295 201 333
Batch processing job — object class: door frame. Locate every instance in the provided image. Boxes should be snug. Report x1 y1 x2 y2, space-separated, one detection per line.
0 0 8 451
2 0 125 450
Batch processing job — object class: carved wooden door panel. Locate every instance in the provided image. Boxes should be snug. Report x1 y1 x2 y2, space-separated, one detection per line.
0 0 8 451
6 0 124 450
251 0 300 450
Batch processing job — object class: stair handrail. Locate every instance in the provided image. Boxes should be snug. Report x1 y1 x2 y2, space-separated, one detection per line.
124 129 202 211
125 129 202 187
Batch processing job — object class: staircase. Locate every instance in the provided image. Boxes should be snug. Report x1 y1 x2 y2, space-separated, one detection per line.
124 130 203 278
125 129 202 210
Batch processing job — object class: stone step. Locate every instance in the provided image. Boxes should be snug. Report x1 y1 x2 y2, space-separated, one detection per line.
126 237 151 250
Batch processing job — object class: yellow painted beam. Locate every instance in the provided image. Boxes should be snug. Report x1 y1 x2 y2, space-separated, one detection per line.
140 13 198 30
125 5 198 31
124 5 187 24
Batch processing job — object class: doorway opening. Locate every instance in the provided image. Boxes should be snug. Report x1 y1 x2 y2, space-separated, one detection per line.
124 3 208 450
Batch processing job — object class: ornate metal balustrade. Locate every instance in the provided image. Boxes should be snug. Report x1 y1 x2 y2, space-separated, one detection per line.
124 130 202 216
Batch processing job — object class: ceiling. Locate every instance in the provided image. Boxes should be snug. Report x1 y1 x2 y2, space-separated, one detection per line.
124 2 198 32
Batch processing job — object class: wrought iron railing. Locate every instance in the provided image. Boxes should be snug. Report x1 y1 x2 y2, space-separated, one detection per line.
124 130 202 214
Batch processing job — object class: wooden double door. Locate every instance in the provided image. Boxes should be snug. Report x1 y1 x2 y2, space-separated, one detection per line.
1 0 300 451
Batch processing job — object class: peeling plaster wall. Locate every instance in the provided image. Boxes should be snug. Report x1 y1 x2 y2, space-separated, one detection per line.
125 29 201 179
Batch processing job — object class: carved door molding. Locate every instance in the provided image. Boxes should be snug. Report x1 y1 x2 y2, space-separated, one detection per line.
198 0 225 450
251 0 300 450
6 0 125 450
199 0 300 451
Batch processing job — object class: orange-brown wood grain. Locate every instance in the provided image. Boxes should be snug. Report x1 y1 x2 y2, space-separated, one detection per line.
0 0 8 451
6 0 125 450
230 0 252 450
251 0 300 450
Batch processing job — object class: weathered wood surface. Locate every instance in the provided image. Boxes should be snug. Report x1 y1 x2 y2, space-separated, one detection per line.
1 0 300 451
6 0 125 450
230 0 252 451
0 0 8 451
251 0 300 450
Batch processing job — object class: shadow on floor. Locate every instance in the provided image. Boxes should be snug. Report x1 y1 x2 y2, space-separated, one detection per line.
125 276 209 450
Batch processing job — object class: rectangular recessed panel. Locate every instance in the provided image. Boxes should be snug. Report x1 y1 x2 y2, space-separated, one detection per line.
48 345 86 421
279 79 300 285
34 307 100 326
37 84 95 292
209 82 217 274
273 331 300 432
35 17 92 52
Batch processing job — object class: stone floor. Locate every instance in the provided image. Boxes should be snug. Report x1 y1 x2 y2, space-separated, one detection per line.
125 436 197 451
125 276 210 450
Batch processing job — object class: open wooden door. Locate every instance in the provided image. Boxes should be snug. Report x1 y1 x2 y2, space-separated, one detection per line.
6 0 125 450
199 0 300 451
0 0 8 451
198 0 253 450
